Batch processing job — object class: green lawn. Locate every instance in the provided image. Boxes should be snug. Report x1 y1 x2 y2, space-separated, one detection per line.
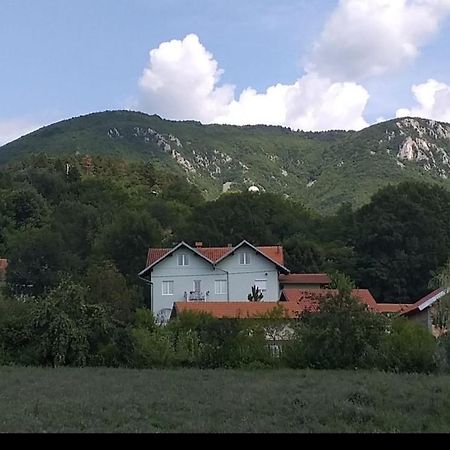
1 366 450 433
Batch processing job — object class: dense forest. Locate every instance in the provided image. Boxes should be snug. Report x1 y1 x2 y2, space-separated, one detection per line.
2 153 450 303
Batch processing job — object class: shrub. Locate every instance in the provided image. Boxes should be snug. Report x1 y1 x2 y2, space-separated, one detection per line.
281 324 307 369
26 278 113 367
379 318 437 373
172 329 202 367
296 290 388 369
131 327 175 368
0 293 35 364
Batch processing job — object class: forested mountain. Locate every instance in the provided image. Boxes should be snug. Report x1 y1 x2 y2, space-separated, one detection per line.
2 111 450 212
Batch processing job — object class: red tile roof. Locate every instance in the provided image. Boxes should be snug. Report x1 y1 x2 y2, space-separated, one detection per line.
376 303 411 314
146 244 285 266
279 273 331 285
173 301 294 318
257 246 284 266
281 288 379 312
173 288 381 319
0 259 7 271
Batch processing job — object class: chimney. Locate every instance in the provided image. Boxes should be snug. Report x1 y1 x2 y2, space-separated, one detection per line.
227 243 233 248
195 241 203 248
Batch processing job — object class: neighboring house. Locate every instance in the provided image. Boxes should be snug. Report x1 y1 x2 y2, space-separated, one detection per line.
0 259 7 285
370 287 450 334
139 240 290 322
279 273 331 290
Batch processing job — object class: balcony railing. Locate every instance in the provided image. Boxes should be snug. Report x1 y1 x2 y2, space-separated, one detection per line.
184 291 207 301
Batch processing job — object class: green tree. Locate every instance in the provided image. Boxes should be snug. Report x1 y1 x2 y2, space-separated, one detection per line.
94 210 162 281
248 285 264 302
5 227 80 295
428 259 450 334
379 318 437 373
85 261 136 323
294 280 388 369
284 236 325 273
27 278 112 367
352 182 450 302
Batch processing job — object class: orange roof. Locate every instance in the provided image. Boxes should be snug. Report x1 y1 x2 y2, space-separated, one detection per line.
173 288 380 319
280 288 379 312
376 303 411 314
146 244 285 266
279 273 331 285
0 259 8 271
173 301 298 319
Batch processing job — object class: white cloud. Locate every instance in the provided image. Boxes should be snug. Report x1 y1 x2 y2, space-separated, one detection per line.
310 0 450 80
137 34 369 131
135 2 450 130
396 79 450 121
0 118 42 146
215 73 369 131
138 34 234 123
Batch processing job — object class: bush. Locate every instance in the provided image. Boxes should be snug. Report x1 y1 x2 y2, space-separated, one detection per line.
378 318 437 373
281 324 307 369
436 333 450 372
168 312 277 368
25 278 115 367
0 293 35 365
132 327 175 368
295 290 388 370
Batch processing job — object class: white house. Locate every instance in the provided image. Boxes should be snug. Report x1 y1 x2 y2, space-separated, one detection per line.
138 240 290 322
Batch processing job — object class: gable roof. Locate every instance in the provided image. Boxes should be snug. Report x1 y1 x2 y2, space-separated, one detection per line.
214 240 289 273
400 287 450 317
280 288 379 312
139 242 214 277
279 273 331 285
141 241 289 277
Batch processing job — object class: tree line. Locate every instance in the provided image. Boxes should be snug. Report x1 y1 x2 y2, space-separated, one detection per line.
2 153 450 303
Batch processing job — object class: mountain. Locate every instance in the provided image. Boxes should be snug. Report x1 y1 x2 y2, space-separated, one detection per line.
2 110 450 213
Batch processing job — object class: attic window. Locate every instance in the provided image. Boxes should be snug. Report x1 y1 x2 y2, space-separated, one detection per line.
240 252 251 265
178 254 189 266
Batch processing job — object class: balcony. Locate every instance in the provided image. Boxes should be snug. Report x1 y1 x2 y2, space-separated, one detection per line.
184 291 209 302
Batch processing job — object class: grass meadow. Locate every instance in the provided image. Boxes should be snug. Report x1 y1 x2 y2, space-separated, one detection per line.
1 367 450 433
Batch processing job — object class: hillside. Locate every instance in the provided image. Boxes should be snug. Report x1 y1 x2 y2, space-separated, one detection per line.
2 110 450 212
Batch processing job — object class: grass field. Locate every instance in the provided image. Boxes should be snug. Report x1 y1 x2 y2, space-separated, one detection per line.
1 366 450 433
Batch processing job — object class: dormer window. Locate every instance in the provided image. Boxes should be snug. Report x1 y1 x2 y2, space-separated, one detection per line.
178 254 189 266
240 252 251 265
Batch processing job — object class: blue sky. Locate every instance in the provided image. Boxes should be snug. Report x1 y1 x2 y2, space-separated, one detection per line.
2 0 450 144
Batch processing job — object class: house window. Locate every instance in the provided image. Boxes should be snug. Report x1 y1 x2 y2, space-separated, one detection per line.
240 252 251 265
177 254 189 266
162 280 174 296
215 280 227 295
255 279 267 292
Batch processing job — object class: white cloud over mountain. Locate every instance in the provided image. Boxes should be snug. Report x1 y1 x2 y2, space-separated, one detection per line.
136 1 450 131
137 34 369 131
397 79 450 122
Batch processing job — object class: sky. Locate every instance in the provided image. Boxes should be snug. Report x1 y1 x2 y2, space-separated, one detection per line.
2 0 450 145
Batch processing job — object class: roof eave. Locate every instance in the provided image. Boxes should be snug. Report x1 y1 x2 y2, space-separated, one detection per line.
138 241 215 277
